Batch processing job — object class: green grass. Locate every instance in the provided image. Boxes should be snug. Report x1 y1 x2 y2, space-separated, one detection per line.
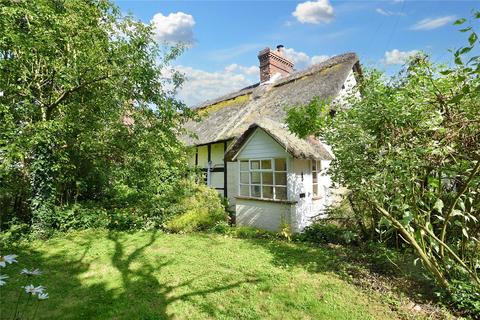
0 230 445 319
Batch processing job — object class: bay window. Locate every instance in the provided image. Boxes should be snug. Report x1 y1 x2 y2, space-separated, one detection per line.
239 158 287 200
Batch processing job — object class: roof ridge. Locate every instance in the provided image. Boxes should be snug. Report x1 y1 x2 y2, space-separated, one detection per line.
192 52 358 111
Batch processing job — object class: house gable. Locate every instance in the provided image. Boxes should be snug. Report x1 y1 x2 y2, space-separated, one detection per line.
236 128 289 160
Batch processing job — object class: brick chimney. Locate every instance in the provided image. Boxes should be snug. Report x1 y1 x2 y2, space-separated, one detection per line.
258 45 294 83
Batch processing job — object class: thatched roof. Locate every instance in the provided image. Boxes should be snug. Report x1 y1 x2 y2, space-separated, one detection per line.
224 119 334 161
182 52 361 156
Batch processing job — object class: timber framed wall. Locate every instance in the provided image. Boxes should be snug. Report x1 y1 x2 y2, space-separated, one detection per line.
194 140 231 197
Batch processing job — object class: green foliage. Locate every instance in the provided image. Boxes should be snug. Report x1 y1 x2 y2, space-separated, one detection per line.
165 183 227 233
299 223 359 245
448 279 480 318
286 11 480 299
278 221 292 241
0 220 30 248
285 97 332 139
210 220 231 234
0 0 194 232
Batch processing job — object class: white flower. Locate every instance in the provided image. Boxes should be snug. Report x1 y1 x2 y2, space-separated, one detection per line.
0 274 8 286
0 254 18 267
37 292 49 300
23 285 46 295
21 268 42 276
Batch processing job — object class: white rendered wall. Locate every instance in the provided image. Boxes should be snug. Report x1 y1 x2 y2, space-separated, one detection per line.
236 199 293 232
210 142 224 167
235 128 294 231
332 70 360 108
291 159 333 231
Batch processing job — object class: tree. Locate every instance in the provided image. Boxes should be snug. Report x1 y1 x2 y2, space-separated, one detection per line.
287 12 480 295
0 0 193 233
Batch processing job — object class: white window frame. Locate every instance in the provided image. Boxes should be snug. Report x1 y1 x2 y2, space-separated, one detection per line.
311 160 322 198
238 158 288 200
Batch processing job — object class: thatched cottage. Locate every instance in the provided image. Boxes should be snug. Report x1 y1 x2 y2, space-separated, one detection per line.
183 46 361 232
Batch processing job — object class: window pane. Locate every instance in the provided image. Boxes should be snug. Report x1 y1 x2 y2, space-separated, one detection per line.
312 172 317 183
275 172 287 186
250 160 260 170
240 172 249 184
313 184 318 197
275 158 286 171
251 185 261 197
240 161 249 171
262 186 273 199
261 159 272 170
317 161 321 172
275 187 287 200
240 185 250 196
251 172 261 184
312 160 317 171
262 172 273 185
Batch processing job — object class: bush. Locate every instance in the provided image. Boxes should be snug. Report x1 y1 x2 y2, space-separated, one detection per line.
165 183 227 233
53 205 110 231
107 208 149 231
210 220 231 234
448 280 480 318
32 204 152 234
0 220 30 248
299 223 359 245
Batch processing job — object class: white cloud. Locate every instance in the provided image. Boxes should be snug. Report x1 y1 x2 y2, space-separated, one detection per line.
411 16 456 31
151 12 195 44
283 48 329 70
375 8 405 16
292 0 334 24
175 65 258 106
383 49 420 65
224 64 258 76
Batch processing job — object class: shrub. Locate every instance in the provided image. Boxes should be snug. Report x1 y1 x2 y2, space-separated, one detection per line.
53 205 110 231
210 220 231 234
448 280 480 318
0 221 30 248
107 208 147 231
299 223 359 245
165 183 227 233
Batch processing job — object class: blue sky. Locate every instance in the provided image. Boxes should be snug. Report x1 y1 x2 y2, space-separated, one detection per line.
114 0 478 106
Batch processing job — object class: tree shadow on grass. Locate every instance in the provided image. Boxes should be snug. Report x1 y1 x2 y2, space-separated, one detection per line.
1 231 261 320
244 238 439 305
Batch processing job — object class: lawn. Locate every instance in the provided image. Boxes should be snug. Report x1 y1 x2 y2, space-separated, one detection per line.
0 230 448 319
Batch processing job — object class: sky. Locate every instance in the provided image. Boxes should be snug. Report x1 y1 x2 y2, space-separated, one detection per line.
113 0 478 106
